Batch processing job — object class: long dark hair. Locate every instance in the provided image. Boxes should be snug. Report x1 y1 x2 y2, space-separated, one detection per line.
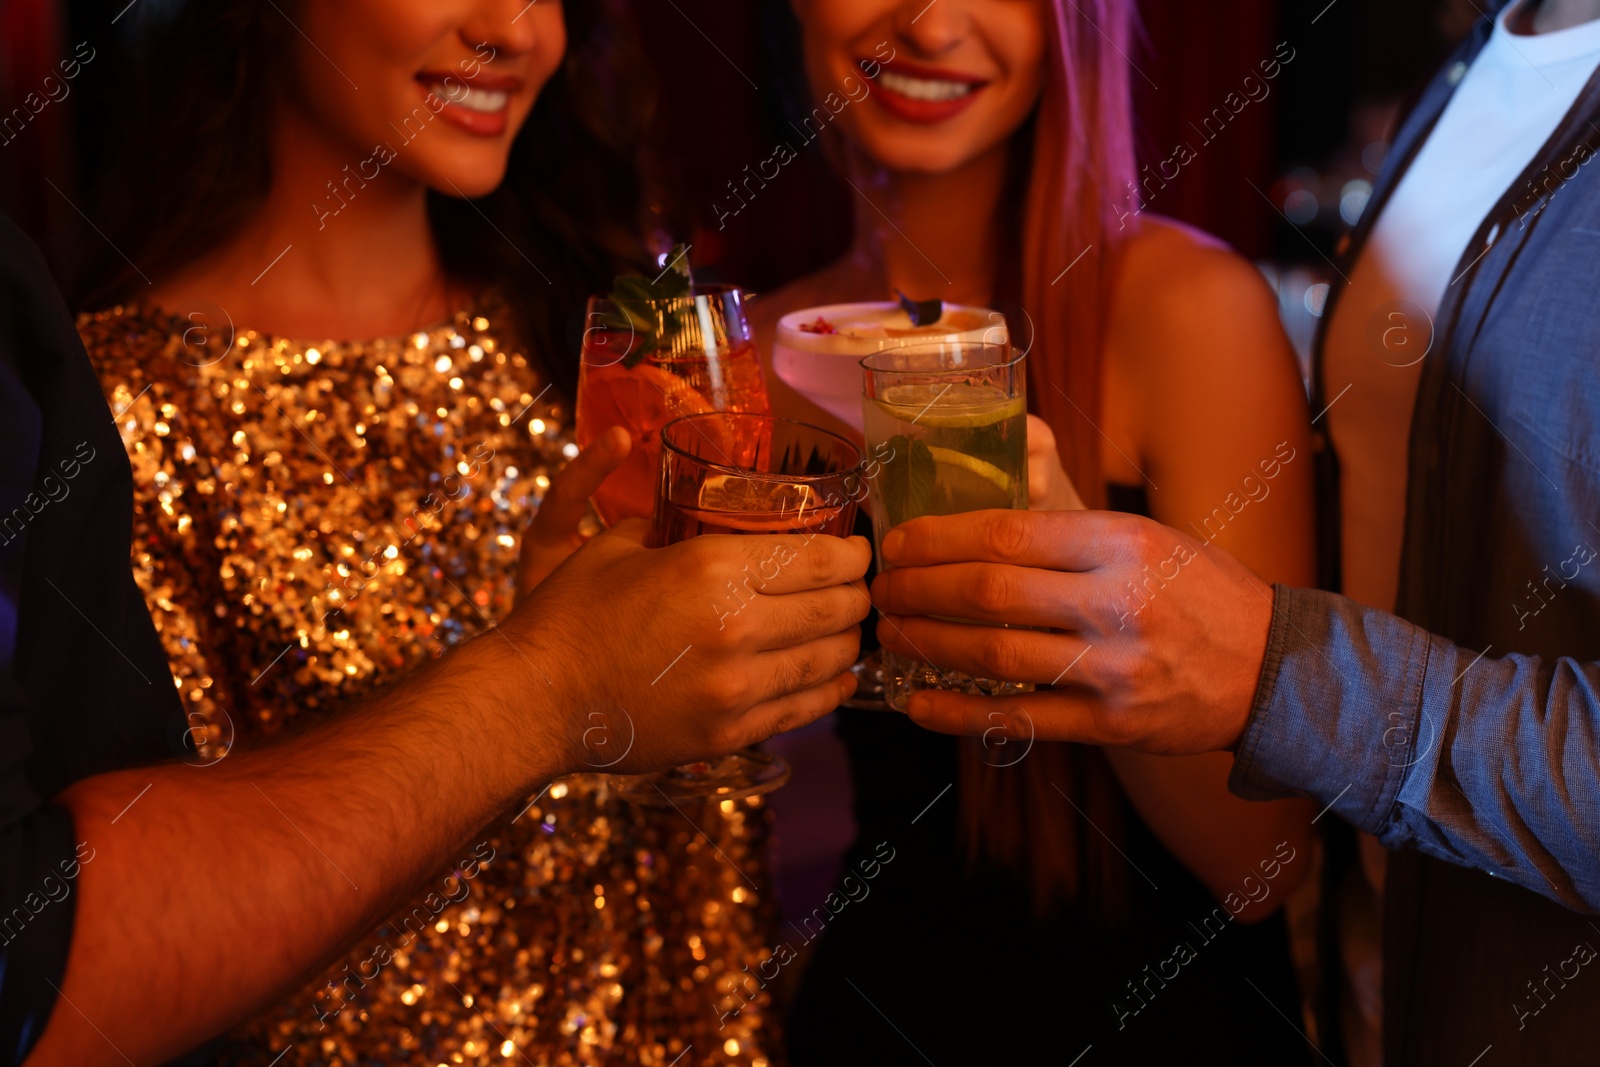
74 0 652 401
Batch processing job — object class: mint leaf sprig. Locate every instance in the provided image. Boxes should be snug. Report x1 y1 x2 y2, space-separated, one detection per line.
599 244 697 368
878 434 937 528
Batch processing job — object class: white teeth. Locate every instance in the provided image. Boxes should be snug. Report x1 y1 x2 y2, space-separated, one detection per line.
428 82 508 113
878 70 975 103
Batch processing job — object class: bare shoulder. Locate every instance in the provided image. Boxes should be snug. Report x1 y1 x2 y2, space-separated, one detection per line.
1113 215 1276 331
1107 215 1285 379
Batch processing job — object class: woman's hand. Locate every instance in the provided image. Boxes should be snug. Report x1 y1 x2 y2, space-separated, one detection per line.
516 427 631 600
1026 415 1085 511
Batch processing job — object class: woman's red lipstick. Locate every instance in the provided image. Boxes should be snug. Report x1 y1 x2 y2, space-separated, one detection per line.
415 71 522 137
868 59 989 125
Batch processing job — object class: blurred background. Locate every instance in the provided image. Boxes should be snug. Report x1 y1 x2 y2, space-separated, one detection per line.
2 0 1483 363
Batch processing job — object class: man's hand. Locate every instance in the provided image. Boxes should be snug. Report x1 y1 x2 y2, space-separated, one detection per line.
516 426 631 599
511 520 872 774
871 509 1274 755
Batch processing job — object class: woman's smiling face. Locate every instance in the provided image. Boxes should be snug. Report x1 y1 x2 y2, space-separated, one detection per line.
288 0 567 197
793 0 1050 174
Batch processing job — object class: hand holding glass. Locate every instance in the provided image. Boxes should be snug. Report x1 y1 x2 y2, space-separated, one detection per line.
609 412 863 802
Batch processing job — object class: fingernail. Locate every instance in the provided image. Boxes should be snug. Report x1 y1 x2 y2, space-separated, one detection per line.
881 529 904 561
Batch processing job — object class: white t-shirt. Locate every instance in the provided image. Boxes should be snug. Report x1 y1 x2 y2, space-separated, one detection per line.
1324 1 1600 615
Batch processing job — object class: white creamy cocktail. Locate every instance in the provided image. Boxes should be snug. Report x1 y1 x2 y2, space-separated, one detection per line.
772 301 1006 433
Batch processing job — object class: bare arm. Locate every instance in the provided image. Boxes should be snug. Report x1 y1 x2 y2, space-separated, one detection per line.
1098 231 1316 916
26 523 869 1065
38 636 548 1066
997 228 1315 915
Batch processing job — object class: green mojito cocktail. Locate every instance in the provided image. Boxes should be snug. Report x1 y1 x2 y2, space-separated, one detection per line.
860 341 1034 710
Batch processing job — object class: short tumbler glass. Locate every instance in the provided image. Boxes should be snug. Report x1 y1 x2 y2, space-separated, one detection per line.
611 412 862 803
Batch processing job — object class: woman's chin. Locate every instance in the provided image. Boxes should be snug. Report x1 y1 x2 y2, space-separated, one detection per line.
855 141 986 178
418 158 509 201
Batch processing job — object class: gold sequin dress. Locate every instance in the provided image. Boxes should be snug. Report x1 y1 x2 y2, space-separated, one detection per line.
80 305 783 1066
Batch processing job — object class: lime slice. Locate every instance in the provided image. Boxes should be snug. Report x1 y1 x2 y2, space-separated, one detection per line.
875 384 1024 429
927 446 1013 493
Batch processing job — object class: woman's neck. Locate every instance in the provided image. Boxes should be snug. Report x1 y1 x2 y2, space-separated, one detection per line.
152 104 457 341
839 143 1012 307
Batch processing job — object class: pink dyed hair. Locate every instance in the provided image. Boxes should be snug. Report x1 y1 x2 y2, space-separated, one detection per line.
960 0 1141 917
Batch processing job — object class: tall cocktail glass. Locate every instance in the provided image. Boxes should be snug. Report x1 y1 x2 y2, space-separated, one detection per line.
576 284 769 524
860 341 1034 711
772 302 1007 706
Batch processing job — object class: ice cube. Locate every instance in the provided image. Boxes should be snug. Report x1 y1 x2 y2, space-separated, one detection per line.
697 474 822 515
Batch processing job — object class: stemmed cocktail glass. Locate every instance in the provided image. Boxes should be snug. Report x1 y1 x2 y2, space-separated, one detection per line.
575 284 769 524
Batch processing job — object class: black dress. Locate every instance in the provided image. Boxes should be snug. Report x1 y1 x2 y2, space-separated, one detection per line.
787 486 1311 1065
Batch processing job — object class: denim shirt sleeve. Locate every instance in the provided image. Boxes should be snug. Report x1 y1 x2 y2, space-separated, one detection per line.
1229 584 1600 913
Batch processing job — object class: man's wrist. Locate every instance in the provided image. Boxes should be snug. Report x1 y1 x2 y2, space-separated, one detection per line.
1226 585 1426 831
1228 580 1280 753
1228 582 1298 794
453 618 580 798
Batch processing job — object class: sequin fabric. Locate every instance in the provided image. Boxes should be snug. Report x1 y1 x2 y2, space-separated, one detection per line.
80 305 782 1066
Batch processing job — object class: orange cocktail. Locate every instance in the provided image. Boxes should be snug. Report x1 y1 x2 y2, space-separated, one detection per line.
575 284 768 523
